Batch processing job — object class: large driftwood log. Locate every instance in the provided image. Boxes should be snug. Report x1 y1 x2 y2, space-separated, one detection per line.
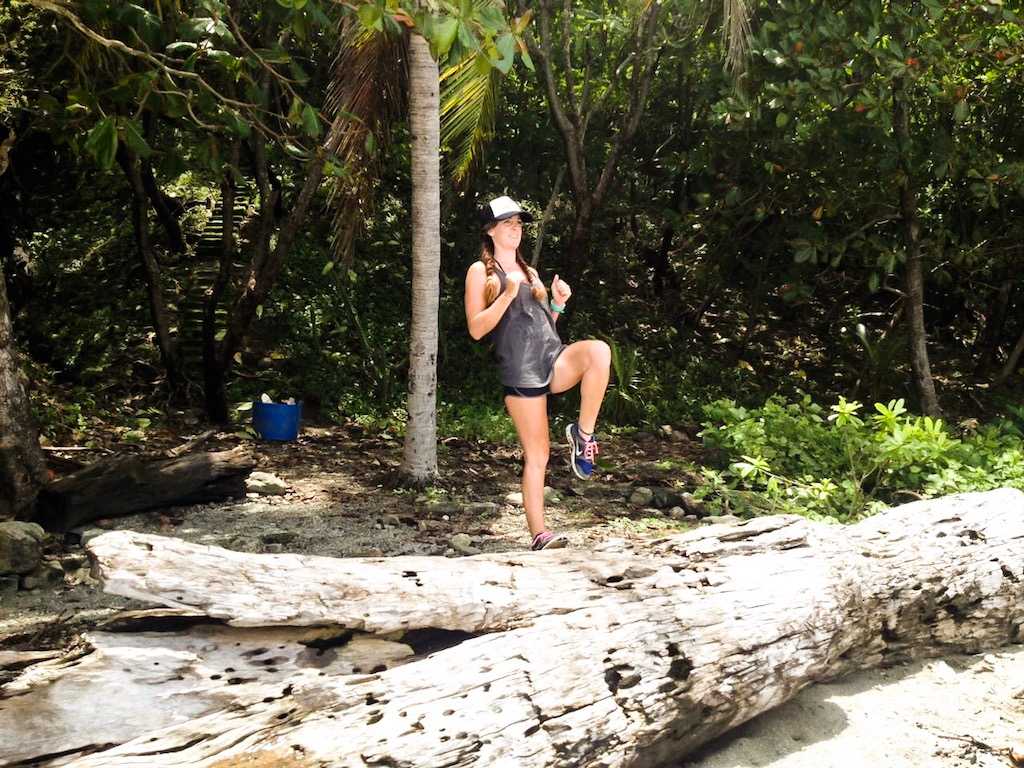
4 489 1023 767
0 625 413 765
34 447 254 531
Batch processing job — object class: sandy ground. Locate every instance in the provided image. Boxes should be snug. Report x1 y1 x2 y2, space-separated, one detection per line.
684 648 1024 768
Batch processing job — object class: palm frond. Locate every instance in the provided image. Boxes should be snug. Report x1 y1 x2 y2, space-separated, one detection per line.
325 18 408 263
721 0 753 74
440 52 501 186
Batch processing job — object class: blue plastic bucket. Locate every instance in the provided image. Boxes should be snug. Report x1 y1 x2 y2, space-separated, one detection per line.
252 401 302 441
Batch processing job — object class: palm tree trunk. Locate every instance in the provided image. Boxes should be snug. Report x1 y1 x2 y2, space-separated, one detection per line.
0 268 46 521
401 32 440 485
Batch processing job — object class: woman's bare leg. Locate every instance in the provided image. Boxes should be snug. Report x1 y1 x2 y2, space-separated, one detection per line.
504 394 551 536
550 340 612 434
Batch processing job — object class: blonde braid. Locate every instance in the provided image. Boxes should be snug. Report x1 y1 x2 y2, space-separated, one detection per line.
481 241 501 306
515 250 547 303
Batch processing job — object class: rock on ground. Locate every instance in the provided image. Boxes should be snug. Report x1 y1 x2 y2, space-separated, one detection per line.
245 471 288 496
0 522 46 575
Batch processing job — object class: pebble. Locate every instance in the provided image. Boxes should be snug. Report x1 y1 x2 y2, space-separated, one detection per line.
450 534 480 556
0 521 46 575
464 502 500 516
246 471 289 496
20 560 65 590
680 492 708 516
261 531 298 545
0 575 18 601
629 487 654 506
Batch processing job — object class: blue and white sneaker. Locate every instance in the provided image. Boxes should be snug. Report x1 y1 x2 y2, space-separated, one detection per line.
566 422 599 480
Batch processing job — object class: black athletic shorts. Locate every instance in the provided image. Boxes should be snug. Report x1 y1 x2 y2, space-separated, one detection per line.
503 384 550 398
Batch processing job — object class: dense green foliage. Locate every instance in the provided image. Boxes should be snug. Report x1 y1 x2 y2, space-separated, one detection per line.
2 0 1022 519
700 395 1024 521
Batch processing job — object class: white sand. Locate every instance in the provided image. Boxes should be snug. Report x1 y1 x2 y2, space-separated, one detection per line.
682 646 1024 768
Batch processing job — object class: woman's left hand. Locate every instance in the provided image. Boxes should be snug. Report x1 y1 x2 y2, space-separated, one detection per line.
551 274 572 306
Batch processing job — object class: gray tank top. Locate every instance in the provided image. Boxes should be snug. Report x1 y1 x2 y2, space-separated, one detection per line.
488 263 566 388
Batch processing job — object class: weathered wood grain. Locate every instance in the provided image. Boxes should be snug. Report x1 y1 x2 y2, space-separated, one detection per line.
5 489 1023 767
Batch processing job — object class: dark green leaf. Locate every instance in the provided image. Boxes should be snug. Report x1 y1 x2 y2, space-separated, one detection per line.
520 47 534 72
495 33 516 72
165 41 198 57
434 18 459 57
357 4 383 31
301 104 321 138
85 118 118 170
476 5 506 32
457 20 477 50
122 120 151 158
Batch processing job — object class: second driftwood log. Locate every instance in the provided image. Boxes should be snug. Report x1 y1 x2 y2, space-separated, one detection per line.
34 447 254 531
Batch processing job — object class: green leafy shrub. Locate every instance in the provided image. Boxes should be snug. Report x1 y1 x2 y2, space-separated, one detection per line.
699 395 1024 521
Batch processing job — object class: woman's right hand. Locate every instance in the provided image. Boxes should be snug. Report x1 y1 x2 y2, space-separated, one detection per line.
503 270 526 297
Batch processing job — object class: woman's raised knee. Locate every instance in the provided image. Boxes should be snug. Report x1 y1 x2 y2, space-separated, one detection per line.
590 340 611 370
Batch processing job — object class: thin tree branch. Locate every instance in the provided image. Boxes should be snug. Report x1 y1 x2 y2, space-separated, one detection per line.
592 2 663 211
526 0 586 200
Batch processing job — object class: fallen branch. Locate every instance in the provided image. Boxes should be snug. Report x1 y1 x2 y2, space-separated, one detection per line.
34 447 254 531
164 429 218 458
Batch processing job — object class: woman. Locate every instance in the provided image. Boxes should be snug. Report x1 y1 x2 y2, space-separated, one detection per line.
464 195 611 550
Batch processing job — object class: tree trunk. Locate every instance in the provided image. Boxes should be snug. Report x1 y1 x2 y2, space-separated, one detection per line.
530 164 565 269
401 32 441 485
33 447 254 531
994 321 1024 387
117 146 183 396
4 489 1022 766
892 76 941 418
523 0 661 292
202 144 240 424
216 149 327 387
139 111 186 254
0 267 46 521
200 131 326 423
139 160 186 255
974 277 1013 375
